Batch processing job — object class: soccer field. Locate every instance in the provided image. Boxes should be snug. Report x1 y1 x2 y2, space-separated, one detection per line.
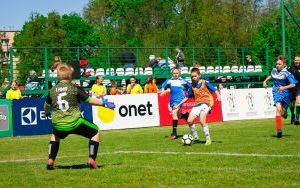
0 119 300 187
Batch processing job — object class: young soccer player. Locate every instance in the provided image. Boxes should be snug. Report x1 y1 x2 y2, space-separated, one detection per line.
160 68 191 139
44 64 115 170
263 55 297 138
288 55 300 125
184 67 221 145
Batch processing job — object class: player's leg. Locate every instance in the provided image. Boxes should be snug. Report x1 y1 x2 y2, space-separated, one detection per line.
290 100 295 124
294 92 300 125
47 134 61 170
88 132 100 169
187 107 199 140
170 107 180 139
275 102 283 138
73 118 100 169
199 111 211 145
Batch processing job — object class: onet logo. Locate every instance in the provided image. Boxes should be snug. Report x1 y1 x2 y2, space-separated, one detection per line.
21 107 37 125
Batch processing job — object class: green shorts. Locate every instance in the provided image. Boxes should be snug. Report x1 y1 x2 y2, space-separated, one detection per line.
53 118 99 139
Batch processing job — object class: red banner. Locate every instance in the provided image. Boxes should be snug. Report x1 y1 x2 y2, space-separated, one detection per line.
158 93 223 126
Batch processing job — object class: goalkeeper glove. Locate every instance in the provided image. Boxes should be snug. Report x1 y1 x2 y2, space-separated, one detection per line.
101 98 116 109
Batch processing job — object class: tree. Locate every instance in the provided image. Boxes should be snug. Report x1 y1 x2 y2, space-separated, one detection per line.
13 11 100 83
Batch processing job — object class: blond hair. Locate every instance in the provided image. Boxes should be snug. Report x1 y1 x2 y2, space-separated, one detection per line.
57 64 73 81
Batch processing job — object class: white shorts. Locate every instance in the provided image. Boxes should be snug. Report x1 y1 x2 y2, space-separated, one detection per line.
190 103 211 117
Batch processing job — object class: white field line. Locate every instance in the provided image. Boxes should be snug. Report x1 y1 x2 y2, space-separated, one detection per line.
0 150 299 163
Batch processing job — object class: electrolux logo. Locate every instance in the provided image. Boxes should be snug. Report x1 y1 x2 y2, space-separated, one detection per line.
21 107 37 125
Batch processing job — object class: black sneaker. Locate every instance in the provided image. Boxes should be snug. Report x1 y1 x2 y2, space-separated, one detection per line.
277 131 282 138
291 114 295 124
46 159 54 170
294 120 299 126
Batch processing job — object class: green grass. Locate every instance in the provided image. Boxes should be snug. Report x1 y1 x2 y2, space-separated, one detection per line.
0 119 300 187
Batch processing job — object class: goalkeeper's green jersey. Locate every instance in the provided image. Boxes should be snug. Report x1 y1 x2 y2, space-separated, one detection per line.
45 81 91 131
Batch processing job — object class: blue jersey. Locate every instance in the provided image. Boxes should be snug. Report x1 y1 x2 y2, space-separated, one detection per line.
271 68 297 92
270 68 297 108
161 77 190 107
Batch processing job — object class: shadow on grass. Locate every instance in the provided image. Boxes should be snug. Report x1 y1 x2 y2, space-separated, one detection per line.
271 134 292 138
56 164 105 169
193 140 223 144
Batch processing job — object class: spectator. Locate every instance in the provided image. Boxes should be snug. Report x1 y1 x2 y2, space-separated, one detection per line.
149 55 159 69
6 80 22 100
91 76 107 98
193 61 201 68
26 70 38 84
110 80 119 95
0 81 8 97
144 76 158 93
217 83 227 92
245 55 255 67
175 47 185 68
126 76 143 94
1 78 9 91
119 84 127 95
51 56 63 71
121 49 136 69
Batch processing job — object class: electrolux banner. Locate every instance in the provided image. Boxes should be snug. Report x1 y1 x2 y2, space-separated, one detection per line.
0 100 13 137
13 98 52 136
12 98 93 136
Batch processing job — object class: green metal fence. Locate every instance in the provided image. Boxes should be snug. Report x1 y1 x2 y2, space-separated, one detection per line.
0 46 271 97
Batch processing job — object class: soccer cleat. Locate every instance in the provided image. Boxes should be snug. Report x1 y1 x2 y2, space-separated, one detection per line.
87 158 98 169
46 159 55 170
277 131 282 138
191 134 199 141
168 135 177 140
291 114 295 124
205 140 212 145
294 120 299 126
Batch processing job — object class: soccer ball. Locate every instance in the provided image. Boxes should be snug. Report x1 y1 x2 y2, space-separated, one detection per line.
181 134 194 145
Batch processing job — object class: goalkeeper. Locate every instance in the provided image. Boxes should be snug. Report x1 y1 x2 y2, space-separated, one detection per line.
44 64 115 170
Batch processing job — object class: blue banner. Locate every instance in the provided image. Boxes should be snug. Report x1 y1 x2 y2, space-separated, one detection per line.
12 98 93 136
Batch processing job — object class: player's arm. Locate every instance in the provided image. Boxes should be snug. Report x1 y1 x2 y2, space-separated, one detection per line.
160 79 170 96
205 81 221 101
173 97 189 109
263 75 272 88
44 95 52 117
214 90 221 101
278 72 297 92
77 87 115 109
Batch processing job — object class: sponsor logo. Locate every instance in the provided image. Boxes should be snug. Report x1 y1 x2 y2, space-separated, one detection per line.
226 93 236 112
21 107 37 125
0 114 7 121
246 92 254 110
